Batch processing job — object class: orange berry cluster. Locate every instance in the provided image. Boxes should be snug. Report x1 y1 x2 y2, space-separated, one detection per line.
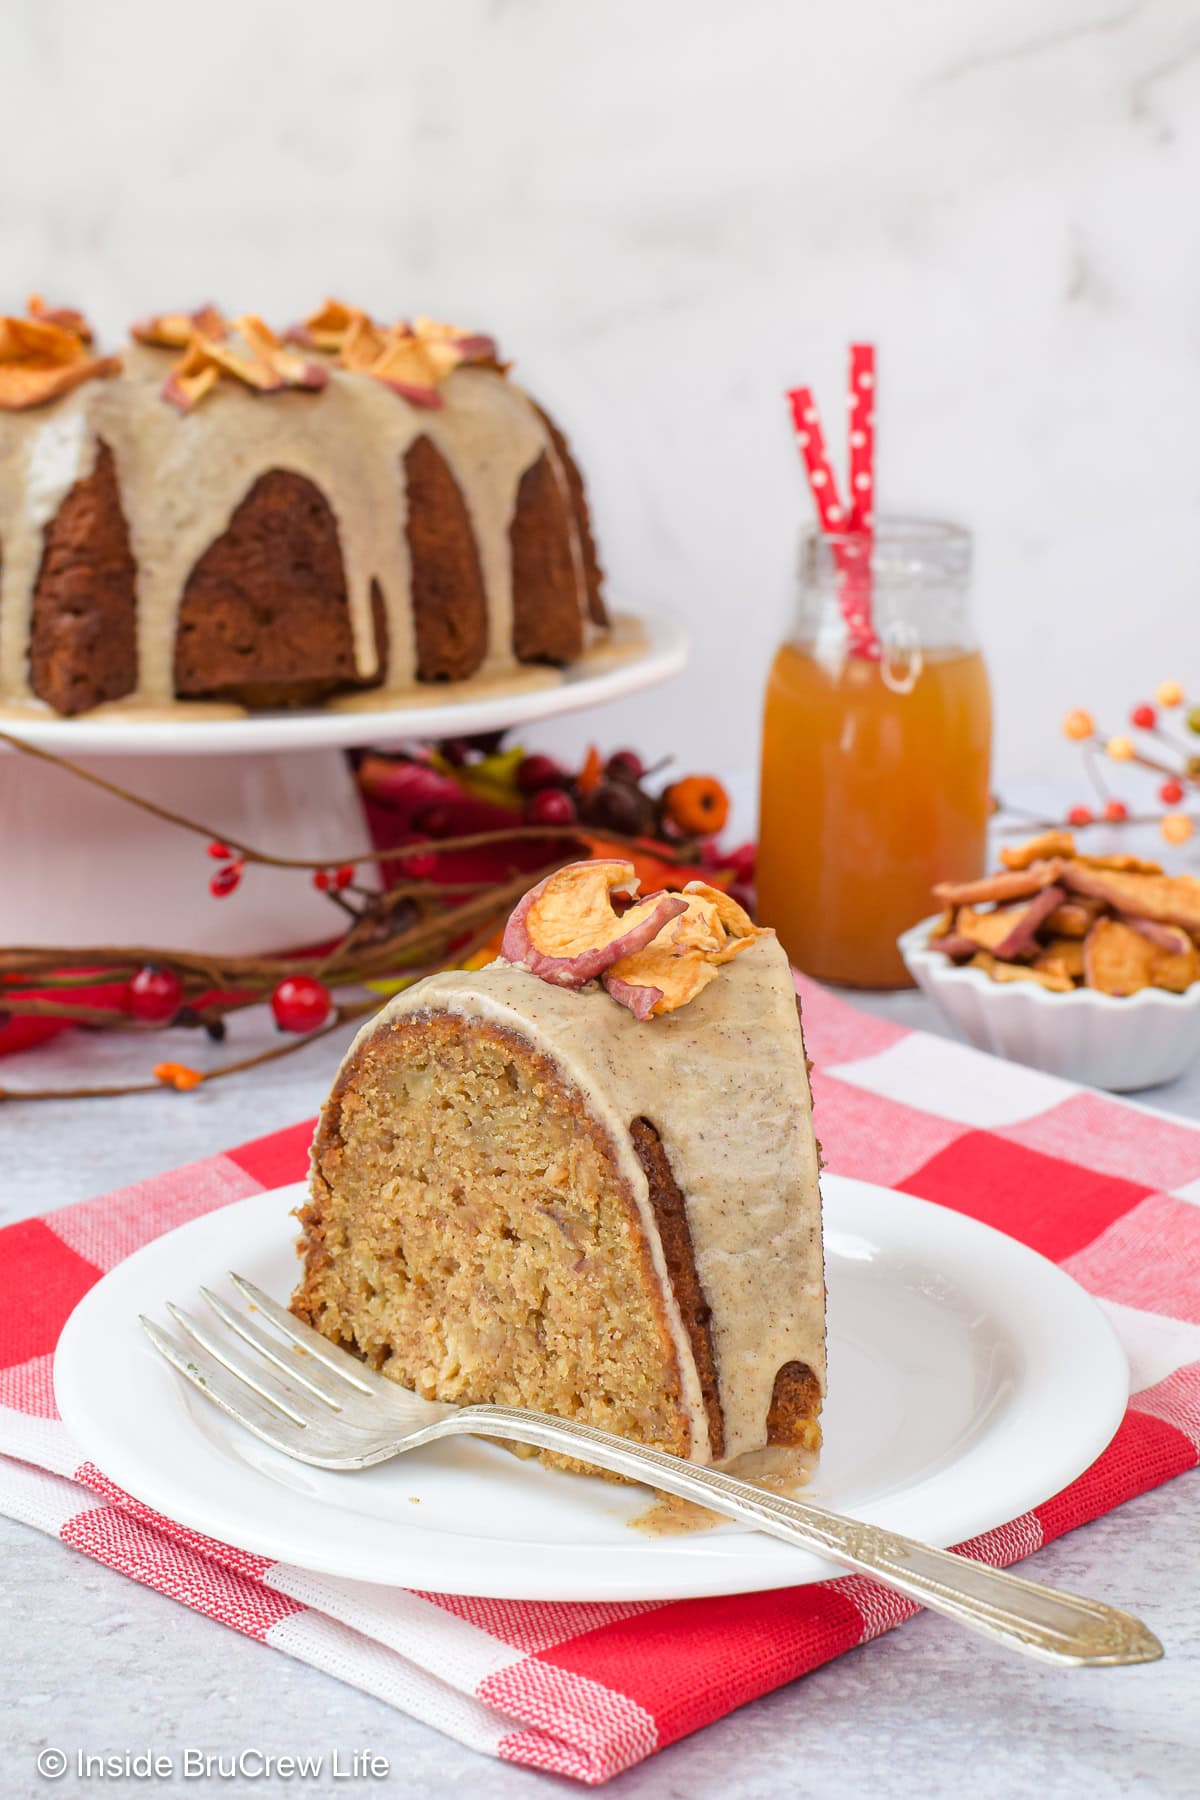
1059 682 1195 846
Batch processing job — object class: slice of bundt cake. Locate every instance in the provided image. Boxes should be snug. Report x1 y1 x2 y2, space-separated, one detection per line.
292 862 825 1472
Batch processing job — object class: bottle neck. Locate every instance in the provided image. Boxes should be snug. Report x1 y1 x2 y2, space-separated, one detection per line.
794 517 976 655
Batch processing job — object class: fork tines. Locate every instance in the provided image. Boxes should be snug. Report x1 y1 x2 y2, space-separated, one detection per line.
139 1272 428 1470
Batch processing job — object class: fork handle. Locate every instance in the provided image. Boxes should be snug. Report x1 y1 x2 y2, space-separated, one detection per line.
459 1406 1161 1668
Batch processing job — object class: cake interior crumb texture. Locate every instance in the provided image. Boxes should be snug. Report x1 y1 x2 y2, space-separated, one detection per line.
296 1015 696 1472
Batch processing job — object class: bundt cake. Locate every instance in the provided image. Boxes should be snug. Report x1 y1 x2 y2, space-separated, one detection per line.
292 861 825 1474
0 299 607 718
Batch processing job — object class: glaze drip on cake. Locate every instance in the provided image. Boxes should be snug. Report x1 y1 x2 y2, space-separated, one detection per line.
0 313 608 717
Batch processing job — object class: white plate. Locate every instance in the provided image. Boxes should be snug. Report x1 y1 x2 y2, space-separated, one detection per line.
0 608 685 758
54 1175 1127 1601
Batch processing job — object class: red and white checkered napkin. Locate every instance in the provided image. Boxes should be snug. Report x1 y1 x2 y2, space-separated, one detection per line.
4 981 1200 1784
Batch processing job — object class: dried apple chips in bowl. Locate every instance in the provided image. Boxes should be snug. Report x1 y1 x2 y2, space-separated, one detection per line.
898 830 1200 1091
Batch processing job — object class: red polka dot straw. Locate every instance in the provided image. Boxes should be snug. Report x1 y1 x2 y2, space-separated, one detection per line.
847 342 875 533
786 387 848 534
786 344 879 658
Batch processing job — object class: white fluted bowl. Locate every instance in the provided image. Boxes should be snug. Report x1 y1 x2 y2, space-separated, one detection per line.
898 915 1200 1092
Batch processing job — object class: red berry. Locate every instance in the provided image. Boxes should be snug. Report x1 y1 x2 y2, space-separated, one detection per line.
524 787 578 826
1130 703 1157 730
209 860 243 898
207 840 233 860
439 737 471 767
315 864 357 892
516 753 563 794
1067 805 1094 826
401 842 438 880
271 975 333 1034
127 965 183 1026
581 779 647 835
605 749 645 784
1160 779 1185 805
1103 799 1129 822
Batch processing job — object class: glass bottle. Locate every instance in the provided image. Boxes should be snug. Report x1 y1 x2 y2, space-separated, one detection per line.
757 518 992 989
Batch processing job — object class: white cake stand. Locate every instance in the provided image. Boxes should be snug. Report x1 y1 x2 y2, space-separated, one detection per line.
0 609 687 954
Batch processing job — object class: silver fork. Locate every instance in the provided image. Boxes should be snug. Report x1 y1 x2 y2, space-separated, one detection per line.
140 1274 1162 1670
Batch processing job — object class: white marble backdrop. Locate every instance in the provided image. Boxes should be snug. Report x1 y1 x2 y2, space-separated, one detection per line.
6 0 1200 814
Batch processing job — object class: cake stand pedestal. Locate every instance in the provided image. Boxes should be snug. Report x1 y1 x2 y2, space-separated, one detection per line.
0 747 363 955
0 608 687 954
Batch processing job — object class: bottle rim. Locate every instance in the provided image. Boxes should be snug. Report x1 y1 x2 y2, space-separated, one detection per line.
801 515 970 552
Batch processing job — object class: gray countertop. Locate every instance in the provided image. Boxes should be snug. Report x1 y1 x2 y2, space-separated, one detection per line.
3 990 1197 1800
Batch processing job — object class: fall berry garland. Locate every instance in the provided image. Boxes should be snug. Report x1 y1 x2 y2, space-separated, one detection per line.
994 682 1200 848
0 729 746 1102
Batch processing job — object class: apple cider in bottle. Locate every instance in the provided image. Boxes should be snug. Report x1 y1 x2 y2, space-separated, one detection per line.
757 520 992 990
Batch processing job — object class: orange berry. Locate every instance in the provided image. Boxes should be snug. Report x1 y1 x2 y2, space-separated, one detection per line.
1157 681 1185 709
1106 736 1135 762
1160 813 1194 846
153 1060 204 1091
1062 709 1095 742
662 775 731 838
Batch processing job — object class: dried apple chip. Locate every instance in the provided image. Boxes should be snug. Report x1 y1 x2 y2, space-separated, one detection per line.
933 932 981 960
970 951 1073 994
132 304 225 349
1121 916 1190 954
602 883 764 1018
0 312 120 410
1078 853 1163 875
500 860 687 989
1042 898 1102 939
323 311 506 402
1063 864 1200 934
340 312 387 373
161 344 219 412
1033 938 1085 983
682 880 758 946
998 830 1076 871
1119 920 1199 992
411 315 501 367
0 316 93 370
933 861 1063 908
27 293 93 341
952 884 1066 958
0 352 120 409
1152 941 1199 994
288 297 364 352
1082 918 1155 996
207 314 327 392
366 327 443 407
160 313 327 412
